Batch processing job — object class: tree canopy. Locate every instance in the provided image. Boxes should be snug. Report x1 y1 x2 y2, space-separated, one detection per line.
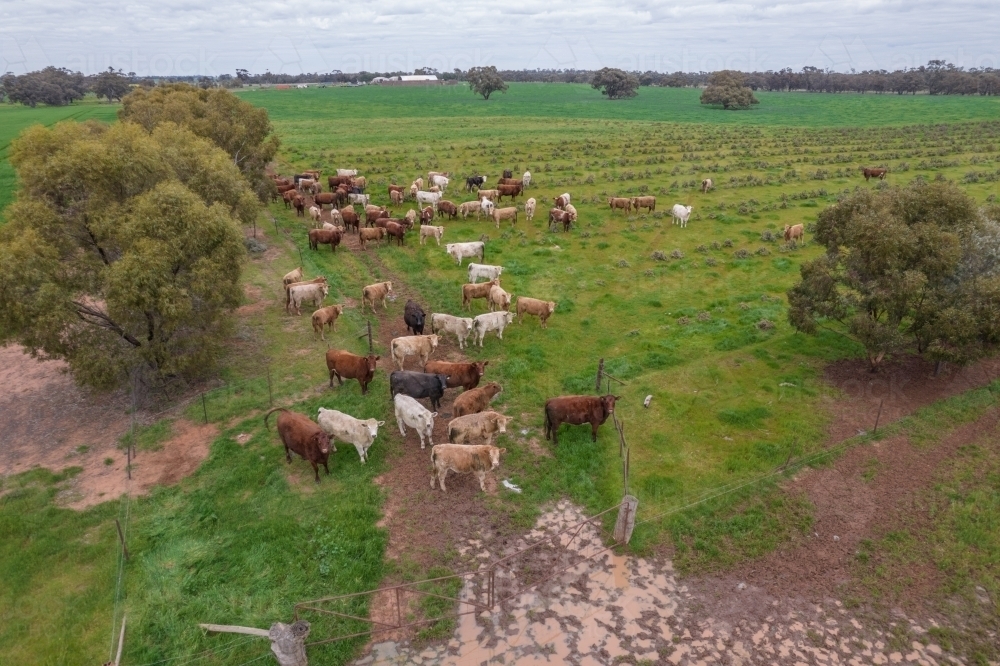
466 66 508 100
0 120 256 390
0 67 88 107
787 181 1000 370
591 68 639 99
119 84 279 202
700 70 759 110
91 67 133 103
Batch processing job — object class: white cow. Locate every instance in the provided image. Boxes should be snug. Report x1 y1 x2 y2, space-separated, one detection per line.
416 190 442 209
431 174 450 191
488 284 512 312
390 334 440 370
337 168 358 177
287 283 328 316
524 197 536 222
468 263 503 284
671 204 693 227
472 311 515 347
348 193 370 206
479 198 495 220
522 171 531 189
429 313 475 350
309 206 321 222
446 241 485 266
316 407 384 464
419 225 445 245
393 394 436 449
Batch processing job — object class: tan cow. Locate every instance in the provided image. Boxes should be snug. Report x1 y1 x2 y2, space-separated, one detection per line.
311 304 345 340
309 205 321 223
285 276 327 312
462 278 498 311
447 411 511 446
631 196 656 213
784 224 805 243
701 178 714 193
492 206 518 229
362 281 393 312
390 190 403 205
458 200 482 219
478 189 499 203
405 209 417 226
390 334 440 371
288 283 328 316
609 197 631 214
359 227 384 250
488 284 512 312
515 297 556 328
430 444 506 492
419 224 445 245
564 203 578 222
282 267 303 287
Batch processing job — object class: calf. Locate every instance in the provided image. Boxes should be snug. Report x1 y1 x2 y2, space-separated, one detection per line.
405 209 417 227
311 304 344 340
282 190 298 208
515 297 556 328
293 196 306 217
670 204 692 227
309 205 321 223
522 171 531 188
404 300 426 335
340 208 360 233
609 197 631 214
326 350 379 394
784 223 804 242
564 203 578 223
365 204 388 225
462 278 498 311
419 224 444 245
446 241 485 266
308 228 341 252
488 284 512 312
416 190 441 209
701 178 713 193
390 190 403 206
424 360 488 390
472 311 515 346
393 394 436 449
862 167 887 181
524 197 536 222
479 199 496 220
631 196 656 213
468 263 503 284
543 394 619 445
431 174 450 191
452 382 502 417
288 282 328 315
430 444 506 492
265 408 332 482
420 206 435 225
384 221 406 246
337 168 358 177
362 281 393 312
502 169 513 179
348 193 370 207
429 313 474 349
390 334 440 370
317 407 384 464
497 183 522 201
390 370 449 411
492 206 518 228
359 226 385 249
448 411 511 446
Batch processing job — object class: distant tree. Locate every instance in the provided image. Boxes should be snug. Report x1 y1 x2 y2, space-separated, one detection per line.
787 182 1000 371
591 68 639 99
91 67 132 103
119 84 279 202
0 121 256 390
0 67 88 107
700 70 759 110
466 66 508 100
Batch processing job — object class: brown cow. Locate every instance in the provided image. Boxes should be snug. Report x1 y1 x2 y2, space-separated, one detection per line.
554 194 570 209
328 175 353 188
326 350 380 394
437 200 458 219
293 196 306 217
452 382 503 417
264 407 332 482
497 183 522 201
384 221 406 246
340 207 360 233
631 196 656 213
462 278 498 311
308 228 341 252
862 167 887 181
420 206 435 225
311 304 344 340
276 183 297 194
314 192 336 209
423 360 488 391
282 189 298 209
549 208 572 232
388 184 404 195
543 394 620 445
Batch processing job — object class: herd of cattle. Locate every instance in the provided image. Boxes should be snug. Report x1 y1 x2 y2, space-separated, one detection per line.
265 162 823 491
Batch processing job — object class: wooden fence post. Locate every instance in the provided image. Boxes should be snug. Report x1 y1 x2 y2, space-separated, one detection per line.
595 358 604 393
267 366 274 407
115 519 130 561
199 622 310 666
613 496 639 545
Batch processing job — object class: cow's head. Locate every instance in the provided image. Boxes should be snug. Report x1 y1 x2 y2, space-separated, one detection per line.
488 446 507 469
314 430 332 456
503 312 515 324
437 375 449 391
473 361 488 378
547 302 557 315
482 382 502 398
320 285 330 297
602 395 621 416
385 281 393 292
429 334 440 349
494 414 511 435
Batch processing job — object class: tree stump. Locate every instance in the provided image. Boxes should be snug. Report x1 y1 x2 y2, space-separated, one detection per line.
269 621 310 666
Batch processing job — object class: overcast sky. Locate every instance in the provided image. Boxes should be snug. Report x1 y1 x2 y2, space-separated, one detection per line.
1 1 998 77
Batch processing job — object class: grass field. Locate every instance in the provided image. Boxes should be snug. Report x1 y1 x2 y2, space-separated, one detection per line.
1 86 999 664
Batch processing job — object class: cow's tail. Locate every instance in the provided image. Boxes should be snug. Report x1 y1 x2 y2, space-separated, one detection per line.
447 424 456 443
264 407 287 430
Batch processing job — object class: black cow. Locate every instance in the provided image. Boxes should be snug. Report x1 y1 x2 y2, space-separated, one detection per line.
502 169 513 179
404 300 426 335
466 175 485 191
390 371 449 411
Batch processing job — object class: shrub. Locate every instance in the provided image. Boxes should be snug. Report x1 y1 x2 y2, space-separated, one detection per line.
651 250 667 261
670 249 684 259
733 248 751 259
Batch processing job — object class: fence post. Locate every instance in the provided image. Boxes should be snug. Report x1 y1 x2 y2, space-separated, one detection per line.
613 496 639 545
367 321 373 353
267 366 274 407
873 398 884 434
126 445 131 481
202 393 208 424
115 519 130 560
595 358 604 392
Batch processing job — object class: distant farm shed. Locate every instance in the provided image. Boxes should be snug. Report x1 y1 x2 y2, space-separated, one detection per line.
376 75 443 87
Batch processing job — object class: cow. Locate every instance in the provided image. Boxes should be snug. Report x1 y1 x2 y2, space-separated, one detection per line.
420 206 435 225
388 184 405 196
671 204 693 227
522 171 531 189
390 190 403 206
701 178 714 193
429 313 475 349
609 197 631 214
317 407 384 464
393 394 436 450
524 197 536 222
390 334 440 370
365 204 388 225
488 284 512 312
276 183 297 194
416 190 442 209
862 167 887 181
515 297 556 328
264 408 332 482
327 208 343 226
458 200 482 219
479 198 496 220
297 178 318 194
431 174 450 191
549 208 572 232
631 196 656 213
492 206 518 229
784 223 805 243
288 282 328 316
472 311 515 346
308 205 321 223
384 221 407 246
308 228 341 252
564 203 578 223
404 300 426 335
468 263 503 284
428 171 449 184
466 175 486 191
430 444 506 492
337 168 358 177
448 411 510 447
362 281 393 313
452 382 502 417
405 209 418 227
311 304 344 340
478 189 499 203
446 241 485 266
351 176 367 192
389 371 449 411
282 190 298 208
326 350 379 394
282 267 303 287
436 200 458 220
285 276 327 312
555 193 571 209
419 224 444 245
424 360 488 391
340 208 360 233
359 226 385 249
348 193 370 207
293 196 306 217
329 175 352 189
543 394 620 445
497 183 522 202
462 278 498 311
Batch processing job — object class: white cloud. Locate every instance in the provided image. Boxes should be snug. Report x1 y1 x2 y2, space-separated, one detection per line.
0 0 997 75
